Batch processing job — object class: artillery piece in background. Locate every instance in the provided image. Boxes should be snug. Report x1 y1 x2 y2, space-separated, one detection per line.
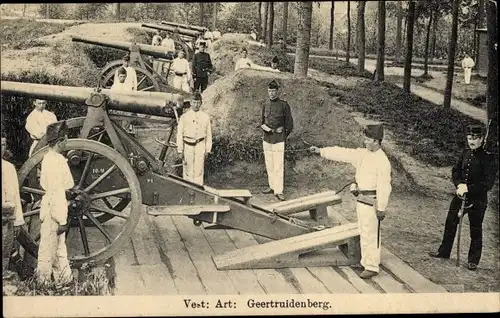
2 81 360 271
71 35 192 93
141 23 200 55
160 21 208 34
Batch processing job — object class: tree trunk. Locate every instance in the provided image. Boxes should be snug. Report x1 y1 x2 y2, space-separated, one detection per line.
329 1 335 50
213 3 217 30
357 1 366 74
486 0 498 154
115 3 121 20
22 4 27 17
347 1 351 63
199 3 205 27
257 2 262 41
263 2 269 42
423 10 434 76
394 0 403 63
403 0 416 93
282 2 289 49
268 2 274 48
475 0 485 60
443 0 460 109
294 2 313 78
45 4 50 19
376 1 386 82
429 12 439 63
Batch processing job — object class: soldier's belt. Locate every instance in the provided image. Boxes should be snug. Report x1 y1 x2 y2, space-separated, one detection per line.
183 137 205 146
175 72 187 76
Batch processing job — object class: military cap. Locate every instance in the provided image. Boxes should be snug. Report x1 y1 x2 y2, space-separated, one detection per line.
192 92 203 102
272 56 279 64
466 124 485 136
268 79 280 89
199 41 207 47
117 67 127 75
46 120 68 143
364 123 384 141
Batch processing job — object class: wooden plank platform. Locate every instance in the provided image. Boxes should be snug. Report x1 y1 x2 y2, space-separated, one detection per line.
110 205 448 295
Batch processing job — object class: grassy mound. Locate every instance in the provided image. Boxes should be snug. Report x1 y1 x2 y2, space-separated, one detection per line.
210 34 295 77
337 81 484 167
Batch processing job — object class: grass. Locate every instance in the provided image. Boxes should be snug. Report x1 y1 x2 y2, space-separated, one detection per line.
309 56 373 78
336 81 483 167
0 19 80 50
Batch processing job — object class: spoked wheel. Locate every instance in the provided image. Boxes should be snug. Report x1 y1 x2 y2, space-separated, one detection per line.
31 117 131 225
101 63 161 92
18 139 142 267
173 40 193 61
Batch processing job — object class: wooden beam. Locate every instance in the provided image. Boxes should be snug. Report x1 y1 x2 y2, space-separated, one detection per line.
328 207 361 262
263 191 342 215
213 223 359 270
147 204 230 216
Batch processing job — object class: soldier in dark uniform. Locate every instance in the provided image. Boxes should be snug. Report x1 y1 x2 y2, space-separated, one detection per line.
191 41 213 93
429 124 497 270
260 80 294 201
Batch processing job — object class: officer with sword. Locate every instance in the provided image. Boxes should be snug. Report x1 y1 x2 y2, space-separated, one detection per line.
309 123 392 279
429 124 497 271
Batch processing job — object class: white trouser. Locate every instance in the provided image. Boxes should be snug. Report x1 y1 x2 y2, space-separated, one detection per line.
263 141 285 195
183 142 206 185
29 139 39 157
463 67 472 84
173 75 190 92
36 217 73 285
153 60 163 75
356 202 381 273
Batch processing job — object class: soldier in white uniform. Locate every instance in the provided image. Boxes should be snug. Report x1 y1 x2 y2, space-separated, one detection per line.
176 92 212 185
461 53 475 85
25 99 57 157
310 124 392 279
2 131 26 278
37 120 74 287
114 55 137 91
151 32 163 75
235 48 280 72
171 50 192 93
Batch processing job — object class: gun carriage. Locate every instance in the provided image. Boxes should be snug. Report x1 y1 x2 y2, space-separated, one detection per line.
71 35 192 93
1 81 361 271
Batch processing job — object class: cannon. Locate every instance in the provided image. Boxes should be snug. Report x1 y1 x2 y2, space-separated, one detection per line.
71 35 192 93
161 21 208 33
1 81 360 270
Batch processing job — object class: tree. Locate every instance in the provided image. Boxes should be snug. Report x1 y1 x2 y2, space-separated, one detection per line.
357 1 366 74
22 4 27 17
376 1 386 82
213 2 218 30
46 3 50 18
199 3 205 26
257 2 262 40
422 3 436 78
329 1 335 50
268 2 274 47
394 0 403 64
475 0 485 58
443 0 460 109
486 0 498 153
346 1 352 63
403 0 417 93
263 2 269 41
294 2 313 77
75 4 109 20
282 2 289 49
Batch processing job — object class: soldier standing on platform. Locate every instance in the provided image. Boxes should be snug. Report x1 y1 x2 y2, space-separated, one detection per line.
176 92 212 185
429 124 497 271
260 80 294 202
309 124 392 279
37 120 74 287
191 42 213 93
25 99 57 157
2 130 26 279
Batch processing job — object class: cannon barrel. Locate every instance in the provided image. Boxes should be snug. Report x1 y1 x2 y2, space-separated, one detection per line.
141 23 201 38
161 21 207 33
71 35 172 59
1 81 191 118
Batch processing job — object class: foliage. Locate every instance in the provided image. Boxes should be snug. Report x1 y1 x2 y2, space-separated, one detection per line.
36 4 68 19
338 81 483 167
0 19 77 50
73 3 110 20
173 3 224 28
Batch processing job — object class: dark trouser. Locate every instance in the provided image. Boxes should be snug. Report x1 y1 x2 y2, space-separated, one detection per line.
438 195 487 265
194 77 209 93
2 220 14 272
